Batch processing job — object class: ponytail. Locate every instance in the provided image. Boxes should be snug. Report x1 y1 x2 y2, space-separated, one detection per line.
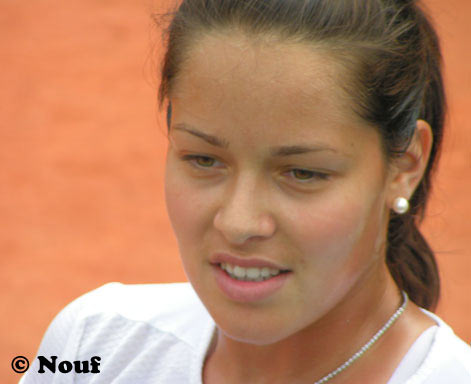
386 213 440 310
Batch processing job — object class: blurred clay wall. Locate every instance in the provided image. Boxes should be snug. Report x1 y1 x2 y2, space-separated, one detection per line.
1 0 470 382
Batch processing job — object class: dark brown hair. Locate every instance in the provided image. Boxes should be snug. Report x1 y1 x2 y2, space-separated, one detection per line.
155 0 445 310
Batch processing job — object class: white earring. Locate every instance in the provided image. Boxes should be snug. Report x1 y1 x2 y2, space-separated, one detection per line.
393 197 409 214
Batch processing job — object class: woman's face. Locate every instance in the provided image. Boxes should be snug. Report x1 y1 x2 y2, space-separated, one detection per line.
165 32 396 344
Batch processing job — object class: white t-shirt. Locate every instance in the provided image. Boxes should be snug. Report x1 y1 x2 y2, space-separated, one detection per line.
20 282 471 383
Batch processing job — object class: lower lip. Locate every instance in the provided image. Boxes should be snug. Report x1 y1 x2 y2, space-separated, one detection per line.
212 264 292 303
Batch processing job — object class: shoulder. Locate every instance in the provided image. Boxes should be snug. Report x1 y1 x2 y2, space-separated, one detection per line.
70 281 210 325
53 281 213 346
406 309 471 384
20 282 215 383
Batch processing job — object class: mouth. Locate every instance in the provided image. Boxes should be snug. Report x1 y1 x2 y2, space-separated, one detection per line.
211 262 292 303
215 262 291 282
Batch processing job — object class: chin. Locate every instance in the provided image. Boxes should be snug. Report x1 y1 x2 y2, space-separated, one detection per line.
206 297 302 346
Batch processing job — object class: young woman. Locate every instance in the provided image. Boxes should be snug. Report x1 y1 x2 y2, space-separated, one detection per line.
21 0 471 383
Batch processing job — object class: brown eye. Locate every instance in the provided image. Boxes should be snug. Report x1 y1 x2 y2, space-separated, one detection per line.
287 168 330 183
194 156 215 167
292 169 314 180
180 154 219 169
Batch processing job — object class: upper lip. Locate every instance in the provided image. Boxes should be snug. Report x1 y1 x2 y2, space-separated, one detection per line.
210 252 291 271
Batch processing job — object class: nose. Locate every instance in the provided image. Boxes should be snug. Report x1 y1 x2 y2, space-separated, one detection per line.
213 175 276 245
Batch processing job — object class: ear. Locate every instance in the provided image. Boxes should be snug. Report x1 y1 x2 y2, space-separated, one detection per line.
386 120 433 208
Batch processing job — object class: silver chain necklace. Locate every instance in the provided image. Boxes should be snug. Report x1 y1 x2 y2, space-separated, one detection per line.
313 291 409 384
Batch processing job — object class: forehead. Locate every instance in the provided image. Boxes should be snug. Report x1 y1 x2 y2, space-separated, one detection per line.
172 31 356 115
170 31 373 147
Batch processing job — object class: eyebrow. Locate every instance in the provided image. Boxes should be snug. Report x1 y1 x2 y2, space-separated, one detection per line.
172 123 339 157
173 123 230 149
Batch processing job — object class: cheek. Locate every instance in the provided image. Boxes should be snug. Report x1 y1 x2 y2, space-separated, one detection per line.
164 160 218 257
165 171 205 284
164 173 200 245
286 187 385 273
291 199 362 257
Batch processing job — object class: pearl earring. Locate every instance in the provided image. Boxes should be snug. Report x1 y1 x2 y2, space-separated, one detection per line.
393 197 409 214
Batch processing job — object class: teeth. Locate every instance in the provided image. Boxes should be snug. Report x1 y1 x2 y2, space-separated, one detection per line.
220 263 283 281
233 265 246 278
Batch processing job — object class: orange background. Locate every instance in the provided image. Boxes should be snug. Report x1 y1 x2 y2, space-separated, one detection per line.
1 1 470 382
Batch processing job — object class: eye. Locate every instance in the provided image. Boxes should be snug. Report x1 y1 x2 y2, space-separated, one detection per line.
285 168 330 183
180 154 222 169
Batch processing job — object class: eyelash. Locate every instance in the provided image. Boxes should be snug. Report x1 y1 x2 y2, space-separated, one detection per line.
179 154 330 183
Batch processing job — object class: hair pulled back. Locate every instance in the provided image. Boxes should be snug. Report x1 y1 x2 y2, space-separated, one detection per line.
155 0 446 310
